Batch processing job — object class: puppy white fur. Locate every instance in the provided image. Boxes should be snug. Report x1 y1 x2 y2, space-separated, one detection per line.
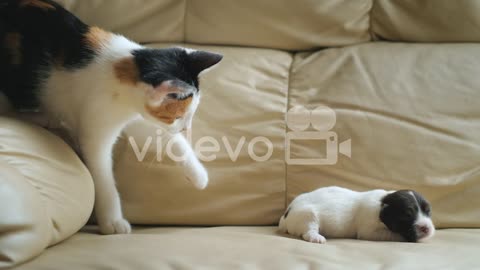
279 186 435 243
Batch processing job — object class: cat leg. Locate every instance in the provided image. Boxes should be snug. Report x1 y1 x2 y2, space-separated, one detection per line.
167 133 208 189
80 127 131 234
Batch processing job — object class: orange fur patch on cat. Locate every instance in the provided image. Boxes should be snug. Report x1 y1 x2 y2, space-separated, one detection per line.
114 57 139 85
85 26 111 50
146 96 193 124
4 32 22 65
20 0 55 10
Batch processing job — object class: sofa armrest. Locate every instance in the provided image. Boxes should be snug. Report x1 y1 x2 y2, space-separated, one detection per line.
0 117 94 268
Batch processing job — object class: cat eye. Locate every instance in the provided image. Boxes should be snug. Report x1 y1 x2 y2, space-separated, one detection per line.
168 93 178 99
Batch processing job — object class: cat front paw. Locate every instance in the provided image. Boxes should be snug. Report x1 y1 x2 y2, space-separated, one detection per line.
98 218 132 235
184 164 209 190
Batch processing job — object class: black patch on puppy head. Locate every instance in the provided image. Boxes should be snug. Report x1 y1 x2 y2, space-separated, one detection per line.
283 207 291 218
131 48 222 91
379 190 431 242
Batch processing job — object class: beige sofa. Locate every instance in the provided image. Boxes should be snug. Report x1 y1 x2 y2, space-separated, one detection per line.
1 1 480 269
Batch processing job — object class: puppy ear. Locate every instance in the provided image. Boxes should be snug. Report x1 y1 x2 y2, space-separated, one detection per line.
379 203 390 226
380 203 389 218
188 50 223 76
379 197 391 224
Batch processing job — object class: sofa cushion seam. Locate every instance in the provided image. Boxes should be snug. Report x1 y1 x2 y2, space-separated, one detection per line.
283 53 295 211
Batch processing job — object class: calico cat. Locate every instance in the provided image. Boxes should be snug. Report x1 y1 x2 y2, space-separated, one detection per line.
0 0 222 234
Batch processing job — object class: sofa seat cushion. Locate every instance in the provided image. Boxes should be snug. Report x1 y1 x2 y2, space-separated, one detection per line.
0 117 94 268
17 226 480 270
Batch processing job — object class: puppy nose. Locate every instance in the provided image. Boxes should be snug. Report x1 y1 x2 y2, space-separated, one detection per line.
416 225 429 234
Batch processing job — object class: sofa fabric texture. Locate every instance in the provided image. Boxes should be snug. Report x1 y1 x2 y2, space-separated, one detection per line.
0 118 94 268
1 0 479 269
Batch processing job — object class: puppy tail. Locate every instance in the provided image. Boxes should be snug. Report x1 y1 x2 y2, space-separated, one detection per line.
278 216 286 232
278 207 290 232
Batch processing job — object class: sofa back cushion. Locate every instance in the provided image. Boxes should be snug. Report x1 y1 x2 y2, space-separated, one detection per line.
184 0 372 50
57 0 184 44
372 0 480 42
57 0 372 49
58 0 480 48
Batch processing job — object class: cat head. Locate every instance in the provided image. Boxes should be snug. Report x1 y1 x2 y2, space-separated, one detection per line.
114 47 222 132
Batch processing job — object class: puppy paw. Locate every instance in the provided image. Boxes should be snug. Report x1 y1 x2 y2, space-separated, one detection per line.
184 163 209 190
99 218 132 235
302 231 327 244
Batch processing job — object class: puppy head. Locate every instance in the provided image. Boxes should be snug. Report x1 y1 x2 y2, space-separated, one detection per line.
380 190 435 242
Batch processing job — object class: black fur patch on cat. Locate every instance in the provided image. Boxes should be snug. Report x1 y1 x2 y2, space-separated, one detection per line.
132 48 222 91
0 0 97 110
379 190 431 242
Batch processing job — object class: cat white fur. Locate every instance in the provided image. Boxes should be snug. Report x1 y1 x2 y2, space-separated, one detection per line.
35 35 209 234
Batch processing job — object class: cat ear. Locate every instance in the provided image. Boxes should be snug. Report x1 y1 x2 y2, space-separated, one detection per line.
187 50 223 76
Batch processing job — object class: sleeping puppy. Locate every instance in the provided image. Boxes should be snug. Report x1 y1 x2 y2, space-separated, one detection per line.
279 186 435 243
